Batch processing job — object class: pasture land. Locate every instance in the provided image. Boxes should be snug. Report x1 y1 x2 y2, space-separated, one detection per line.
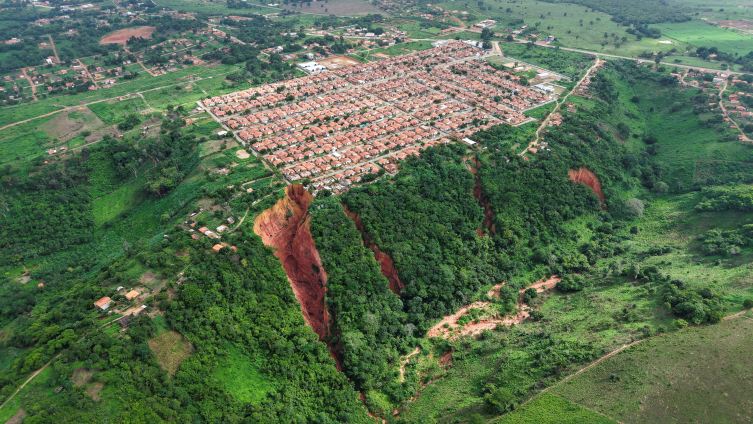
285 0 383 16
147 330 193 376
551 314 753 423
657 20 753 57
491 393 616 424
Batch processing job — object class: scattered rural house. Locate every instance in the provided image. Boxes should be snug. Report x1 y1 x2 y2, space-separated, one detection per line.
212 244 223 252
94 296 112 310
125 290 140 301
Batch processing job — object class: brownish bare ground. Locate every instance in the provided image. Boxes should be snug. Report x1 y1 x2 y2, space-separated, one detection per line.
100 26 156 45
71 367 93 387
569 167 606 208
85 383 104 401
343 205 404 295
427 277 561 339
468 158 496 235
318 56 362 70
5 407 27 424
254 185 331 339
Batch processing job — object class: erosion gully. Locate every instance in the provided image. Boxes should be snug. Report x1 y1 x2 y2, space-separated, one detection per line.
254 184 402 421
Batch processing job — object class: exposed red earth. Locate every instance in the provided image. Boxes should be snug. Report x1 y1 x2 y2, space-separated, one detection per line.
468 158 496 235
99 26 156 45
427 276 561 339
253 185 341 367
568 167 606 209
343 205 405 295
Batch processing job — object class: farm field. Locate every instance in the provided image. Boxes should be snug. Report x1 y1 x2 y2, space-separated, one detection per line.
283 0 384 16
657 20 753 57
550 314 753 423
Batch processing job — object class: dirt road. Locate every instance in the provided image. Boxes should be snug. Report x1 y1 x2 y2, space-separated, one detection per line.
48 35 60 63
717 79 748 141
521 58 601 155
0 354 61 411
20 68 38 102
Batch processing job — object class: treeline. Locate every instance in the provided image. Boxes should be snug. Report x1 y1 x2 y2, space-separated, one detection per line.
310 196 416 414
343 145 505 329
695 184 753 212
538 0 690 25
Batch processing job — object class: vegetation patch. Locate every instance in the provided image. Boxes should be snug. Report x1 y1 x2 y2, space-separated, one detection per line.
491 393 616 423
551 315 753 423
214 345 275 406
147 330 193 375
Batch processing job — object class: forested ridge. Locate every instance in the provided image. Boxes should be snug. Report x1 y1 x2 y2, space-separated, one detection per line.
1 52 752 423
310 196 417 415
343 146 505 328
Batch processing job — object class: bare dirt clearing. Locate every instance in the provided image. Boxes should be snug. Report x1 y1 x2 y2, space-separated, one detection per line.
37 107 110 142
318 55 362 70
71 367 93 387
5 408 27 424
100 26 156 45
569 167 605 207
235 149 250 159
428 277 561 339
147 330 193 375
85 383 104 401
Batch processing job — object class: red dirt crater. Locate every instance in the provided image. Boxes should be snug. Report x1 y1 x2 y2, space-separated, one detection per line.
254 185 330 339
99 26 156 45
343 205 405 296
568 167 606 209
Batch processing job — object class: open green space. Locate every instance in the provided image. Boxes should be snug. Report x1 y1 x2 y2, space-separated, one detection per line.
491 393 616 424
551 314 753 423
214 344 275 405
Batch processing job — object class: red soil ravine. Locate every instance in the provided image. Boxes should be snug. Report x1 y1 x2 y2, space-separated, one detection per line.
343 205 405 295
468 158 496 235
568 167 606 209
254 185 335 351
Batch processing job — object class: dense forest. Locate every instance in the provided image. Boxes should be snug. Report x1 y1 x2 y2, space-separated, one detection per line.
343 146 505 329
310 196 416 415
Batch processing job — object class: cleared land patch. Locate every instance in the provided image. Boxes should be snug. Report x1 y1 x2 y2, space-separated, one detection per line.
317 55 362 70
147 330 193 376
100 26 157 45
551 315 753 423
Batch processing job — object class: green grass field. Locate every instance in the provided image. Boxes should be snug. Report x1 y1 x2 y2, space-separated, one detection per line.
658 20 753 57
491 393 616 424
551 314 753 423
214 344 275 405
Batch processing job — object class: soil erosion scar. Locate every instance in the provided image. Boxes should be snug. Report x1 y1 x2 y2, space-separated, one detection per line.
468 158 496 235
343 205 405 296
254 185 331 340
568 167 606 209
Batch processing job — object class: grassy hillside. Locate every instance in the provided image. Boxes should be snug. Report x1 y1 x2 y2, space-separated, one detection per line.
550 313 753 423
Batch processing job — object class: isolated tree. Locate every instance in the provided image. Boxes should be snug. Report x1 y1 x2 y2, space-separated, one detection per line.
625 198 645 217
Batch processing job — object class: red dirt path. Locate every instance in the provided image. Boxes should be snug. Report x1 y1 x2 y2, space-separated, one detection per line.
569 167 606 209
99 26 156 45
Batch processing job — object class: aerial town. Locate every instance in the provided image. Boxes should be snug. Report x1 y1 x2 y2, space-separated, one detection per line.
203 40 561 194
